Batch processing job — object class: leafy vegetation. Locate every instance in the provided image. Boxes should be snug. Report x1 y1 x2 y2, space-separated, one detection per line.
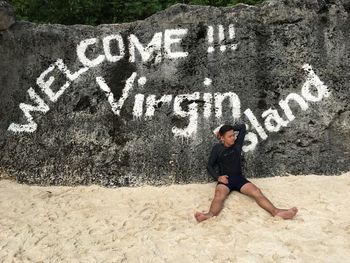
8 0 265 25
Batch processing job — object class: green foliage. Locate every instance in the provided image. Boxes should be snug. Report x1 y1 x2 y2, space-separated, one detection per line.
8 0 265 25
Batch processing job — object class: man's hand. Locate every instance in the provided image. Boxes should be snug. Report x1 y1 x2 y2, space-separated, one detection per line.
213 124 223 140
218 175 229 184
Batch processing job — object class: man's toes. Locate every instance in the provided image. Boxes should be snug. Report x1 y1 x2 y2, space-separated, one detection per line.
274 208 297 219
194 212 204 219
288 208 298 218
292 207 298 213
194 214 200 221
195 213 206 222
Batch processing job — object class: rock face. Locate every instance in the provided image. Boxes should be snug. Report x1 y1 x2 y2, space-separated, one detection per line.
0 0 349 186
0 1 15 30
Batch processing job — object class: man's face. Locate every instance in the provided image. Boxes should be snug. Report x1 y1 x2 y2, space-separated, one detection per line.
221 130 236 146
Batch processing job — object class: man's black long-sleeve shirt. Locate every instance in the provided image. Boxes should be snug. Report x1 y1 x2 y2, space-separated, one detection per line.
207 123 247 181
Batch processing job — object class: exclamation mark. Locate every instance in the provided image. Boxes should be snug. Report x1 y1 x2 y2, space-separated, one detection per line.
218 25 226 52
207 26 214 53
229 24 238 50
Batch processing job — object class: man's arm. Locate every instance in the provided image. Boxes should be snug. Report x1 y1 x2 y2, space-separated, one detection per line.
233 123 247 151
207 144 223 181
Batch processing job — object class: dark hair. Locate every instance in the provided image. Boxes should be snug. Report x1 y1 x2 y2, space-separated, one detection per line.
219 124 235 136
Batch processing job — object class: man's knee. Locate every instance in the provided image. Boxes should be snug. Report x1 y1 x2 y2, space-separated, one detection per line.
214 187 229 200
252 187 263 198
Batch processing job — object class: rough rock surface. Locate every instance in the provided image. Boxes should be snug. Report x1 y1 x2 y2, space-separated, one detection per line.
0 0 349 186
0 1 15 30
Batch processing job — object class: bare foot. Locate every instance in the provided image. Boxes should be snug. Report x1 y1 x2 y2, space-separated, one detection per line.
194 211 214 222
274 207 298 219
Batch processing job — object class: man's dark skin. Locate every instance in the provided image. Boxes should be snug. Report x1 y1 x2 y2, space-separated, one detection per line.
194 124 298 222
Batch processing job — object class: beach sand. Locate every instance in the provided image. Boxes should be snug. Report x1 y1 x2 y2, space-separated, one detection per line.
1 172 350 262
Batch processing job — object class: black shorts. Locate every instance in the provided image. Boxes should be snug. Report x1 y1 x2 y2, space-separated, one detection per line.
216 174 251 192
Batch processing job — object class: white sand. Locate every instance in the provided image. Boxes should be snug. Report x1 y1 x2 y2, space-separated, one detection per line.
1 172 350 262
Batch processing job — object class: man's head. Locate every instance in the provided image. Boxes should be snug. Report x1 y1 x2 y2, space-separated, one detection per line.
218 124 236 147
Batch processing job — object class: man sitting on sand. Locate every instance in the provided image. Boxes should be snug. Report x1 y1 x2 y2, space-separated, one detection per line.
194 123 298 222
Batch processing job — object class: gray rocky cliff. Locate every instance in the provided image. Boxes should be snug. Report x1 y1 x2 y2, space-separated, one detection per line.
0 0 349 186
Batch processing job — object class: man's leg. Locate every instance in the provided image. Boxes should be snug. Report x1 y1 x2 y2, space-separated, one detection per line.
194 184 230 222
239 182 298 219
